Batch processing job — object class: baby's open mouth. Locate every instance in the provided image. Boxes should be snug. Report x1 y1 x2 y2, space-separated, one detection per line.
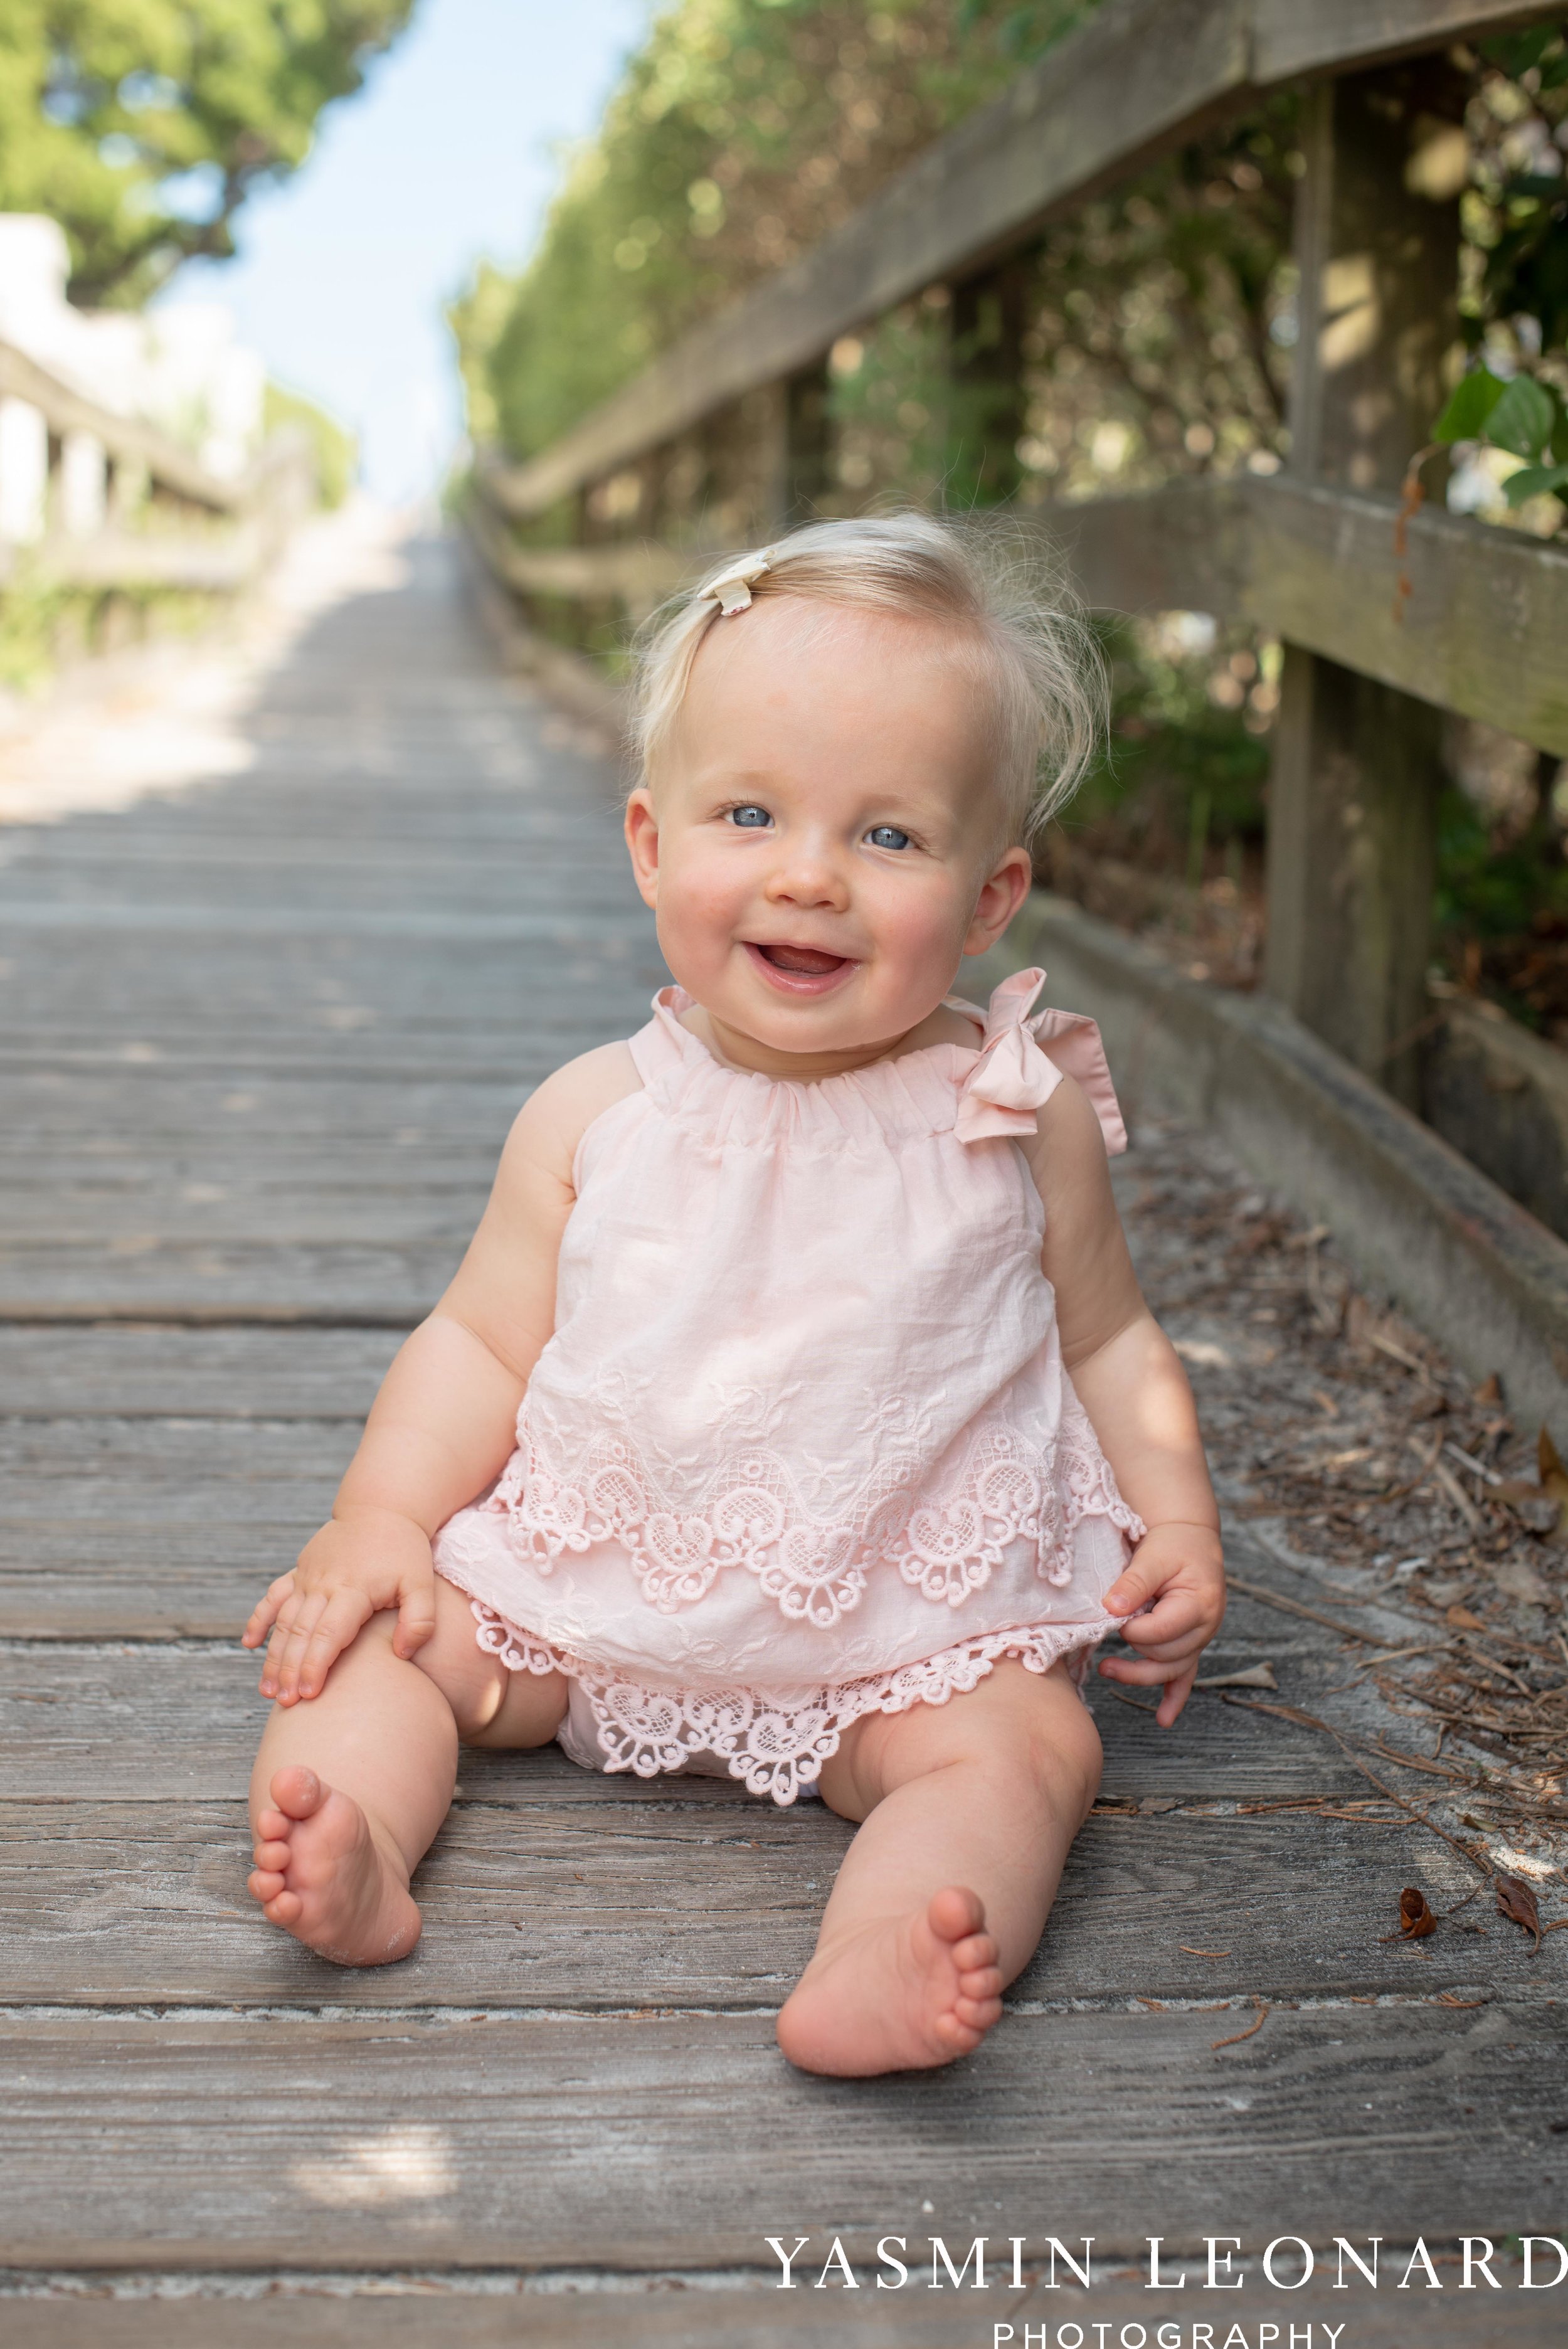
755 942 849 975
744 940 857 994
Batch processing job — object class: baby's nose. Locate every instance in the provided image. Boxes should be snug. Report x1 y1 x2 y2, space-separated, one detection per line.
764 846 849 908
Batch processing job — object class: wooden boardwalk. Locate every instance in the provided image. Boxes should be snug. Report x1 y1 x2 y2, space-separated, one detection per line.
1 538 1563 2343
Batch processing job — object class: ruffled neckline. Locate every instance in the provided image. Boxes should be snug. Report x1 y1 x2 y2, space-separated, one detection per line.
637 983 980 1147
629 972 1127 1155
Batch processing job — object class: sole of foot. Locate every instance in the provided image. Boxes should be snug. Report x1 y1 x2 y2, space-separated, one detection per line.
775 1884 1005 2076
247 1764 421 1967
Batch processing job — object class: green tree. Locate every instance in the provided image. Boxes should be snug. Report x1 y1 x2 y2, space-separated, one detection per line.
0 0 416 305
453 0 1091 464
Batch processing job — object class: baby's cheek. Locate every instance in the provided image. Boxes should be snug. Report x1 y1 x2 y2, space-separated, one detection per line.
657 855 748 966
867 877 972 989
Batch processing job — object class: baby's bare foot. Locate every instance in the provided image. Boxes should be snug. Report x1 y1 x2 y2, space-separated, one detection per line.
775 1885 1004 2076
246 1765 421 1967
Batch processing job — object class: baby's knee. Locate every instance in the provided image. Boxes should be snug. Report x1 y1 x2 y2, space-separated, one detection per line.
413 1576 568 1747
408 1576 510 1737
1010 1665 1103 1823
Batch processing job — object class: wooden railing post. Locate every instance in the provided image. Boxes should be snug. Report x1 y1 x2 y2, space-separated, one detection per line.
1263 61 1468 1104
949 261 1030 507
775 361 834 528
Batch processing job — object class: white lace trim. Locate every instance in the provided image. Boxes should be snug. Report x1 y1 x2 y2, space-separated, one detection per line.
467 1598 1109 1807
482 1404 1142 1630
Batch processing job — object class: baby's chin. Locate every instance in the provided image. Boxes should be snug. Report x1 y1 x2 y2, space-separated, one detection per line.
686 954 944 1068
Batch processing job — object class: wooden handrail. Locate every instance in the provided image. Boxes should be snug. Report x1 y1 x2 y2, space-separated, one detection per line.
1061 477 1568 756
480 0 1557 519
0 337 246 514
465 491 692 611
467 474 1568 755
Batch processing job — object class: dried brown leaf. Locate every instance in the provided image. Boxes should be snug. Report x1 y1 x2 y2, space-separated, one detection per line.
1536 1428 1568 1545
1397 1885 1438 1939
1194 1662 1278 1690
1446 1604 1486 1631
1495 1870 1542 1949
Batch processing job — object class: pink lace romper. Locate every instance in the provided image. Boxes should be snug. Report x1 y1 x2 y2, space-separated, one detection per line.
432 966 1144 1806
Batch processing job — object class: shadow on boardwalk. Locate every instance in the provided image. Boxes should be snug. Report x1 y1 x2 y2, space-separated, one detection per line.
0 537 1563 2341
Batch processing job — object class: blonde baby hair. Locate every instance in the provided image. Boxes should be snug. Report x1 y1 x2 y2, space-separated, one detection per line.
630 510 1106 844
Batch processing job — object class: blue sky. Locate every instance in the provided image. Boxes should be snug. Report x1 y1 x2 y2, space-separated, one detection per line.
174 0 650 501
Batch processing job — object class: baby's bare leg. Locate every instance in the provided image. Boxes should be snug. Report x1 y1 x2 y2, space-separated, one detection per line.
776 1656 1101 2076
246 1576 566 1966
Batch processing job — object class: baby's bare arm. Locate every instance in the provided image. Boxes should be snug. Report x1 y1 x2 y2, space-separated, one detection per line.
245 1043 640 1701
1025 1079 1223 1724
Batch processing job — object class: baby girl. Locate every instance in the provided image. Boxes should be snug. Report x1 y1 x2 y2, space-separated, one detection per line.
242 512 1224 2077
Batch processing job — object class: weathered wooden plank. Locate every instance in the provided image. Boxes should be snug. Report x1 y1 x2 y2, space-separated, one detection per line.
0 1243 458 1323
0 1194 486 1244
0 899 649 940
477 1 1557 520
0 1799 1548 2009
0 1648 1368 1802
3 2281 1561 2349
0 1534 333 1639
1 2003 1559 2265
0 1075 527 1140
1057 476 1568 757
0 1328 400 1418
0 1412 354 1497
1253 0 1558 80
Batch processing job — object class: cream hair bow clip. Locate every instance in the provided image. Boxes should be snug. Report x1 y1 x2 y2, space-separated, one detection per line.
699 549 773 615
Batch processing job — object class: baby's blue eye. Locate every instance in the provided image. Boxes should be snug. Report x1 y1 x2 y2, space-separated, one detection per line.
728 805 771 829
866 824 911 851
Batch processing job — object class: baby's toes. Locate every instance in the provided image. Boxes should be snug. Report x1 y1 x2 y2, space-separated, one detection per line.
957 1962 1004 2003
263 1888 304 1926
950 1929 997 1974
248 1866 285 1904
928 1885 985 1944
253 1836 290 1871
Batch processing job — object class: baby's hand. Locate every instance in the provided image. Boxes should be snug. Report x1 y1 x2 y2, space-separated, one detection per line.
1097 1521 1225 1727
242 1506 437 1705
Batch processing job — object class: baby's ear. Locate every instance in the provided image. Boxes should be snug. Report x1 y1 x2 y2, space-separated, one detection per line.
963 843 1032 955
624 787 660 906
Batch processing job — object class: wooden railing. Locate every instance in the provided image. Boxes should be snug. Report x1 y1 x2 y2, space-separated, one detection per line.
0 337 315 599
465 0 1568 1106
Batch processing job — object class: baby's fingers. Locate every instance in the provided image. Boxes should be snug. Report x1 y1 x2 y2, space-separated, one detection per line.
243 1571 296 1649
1155 1663 1198 1727
392 1574 437 1661
1099 1650 1199 1686
294 1589 373 1700
257 1590 307 1696
263 1589 329 1703
1115 1588 1212 1651
1096 1652 1199 1726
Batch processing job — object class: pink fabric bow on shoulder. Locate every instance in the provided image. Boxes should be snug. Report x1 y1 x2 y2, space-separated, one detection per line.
952 967 1128 1155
